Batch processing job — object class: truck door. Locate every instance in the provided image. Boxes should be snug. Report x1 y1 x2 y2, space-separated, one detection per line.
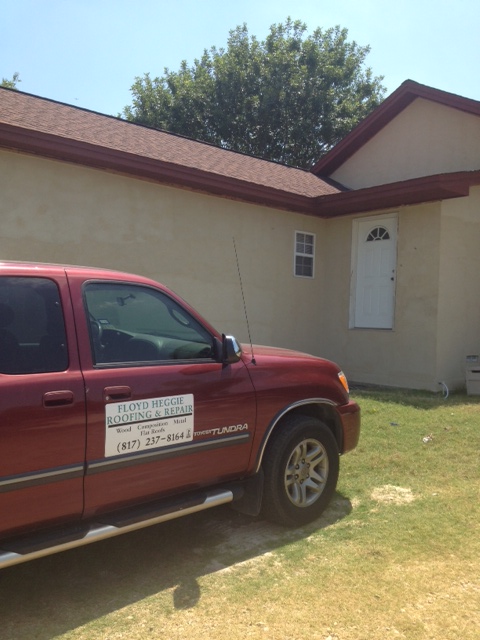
70 277 257 517
0 273 86 538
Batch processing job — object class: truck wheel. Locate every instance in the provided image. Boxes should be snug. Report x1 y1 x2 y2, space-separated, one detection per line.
262 415 339 526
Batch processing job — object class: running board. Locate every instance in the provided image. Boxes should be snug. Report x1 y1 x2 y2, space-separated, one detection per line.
0 489 233 570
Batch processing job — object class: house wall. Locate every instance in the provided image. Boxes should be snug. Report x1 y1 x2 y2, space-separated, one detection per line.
329 99 480 189
2 147 479 392
319 203 444 390
0 148 327 356
319 193 480 391
436 186 480 389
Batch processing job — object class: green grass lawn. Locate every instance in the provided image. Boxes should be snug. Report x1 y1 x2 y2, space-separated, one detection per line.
0 389 478 639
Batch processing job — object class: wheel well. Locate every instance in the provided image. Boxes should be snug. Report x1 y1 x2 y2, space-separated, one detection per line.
257 403 343 472
288 404 342 449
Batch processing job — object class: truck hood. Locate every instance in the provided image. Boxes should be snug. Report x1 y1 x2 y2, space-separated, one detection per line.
242 343 333 364
239 343 349 406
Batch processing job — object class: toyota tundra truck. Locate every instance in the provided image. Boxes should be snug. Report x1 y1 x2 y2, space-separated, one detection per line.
0 262 360 569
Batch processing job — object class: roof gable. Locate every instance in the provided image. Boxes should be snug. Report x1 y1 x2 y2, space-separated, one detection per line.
312 80 480 178
322 97 480 190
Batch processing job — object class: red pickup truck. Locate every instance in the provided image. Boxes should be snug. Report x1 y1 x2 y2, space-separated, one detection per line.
0 262 360 569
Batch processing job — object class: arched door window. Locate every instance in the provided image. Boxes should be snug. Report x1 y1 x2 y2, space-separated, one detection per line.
366 226 390 242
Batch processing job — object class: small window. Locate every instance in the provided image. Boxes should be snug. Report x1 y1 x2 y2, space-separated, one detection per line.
84 282 216 367
0 277 68 374
294 231 315 278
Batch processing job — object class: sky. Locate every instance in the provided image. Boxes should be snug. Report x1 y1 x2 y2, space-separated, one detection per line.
2 0 480 117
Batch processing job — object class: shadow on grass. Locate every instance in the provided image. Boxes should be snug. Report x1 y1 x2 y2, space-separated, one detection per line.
0 492 351 639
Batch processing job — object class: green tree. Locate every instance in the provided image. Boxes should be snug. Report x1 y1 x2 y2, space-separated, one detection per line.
1 72 20 89
123 19 385 168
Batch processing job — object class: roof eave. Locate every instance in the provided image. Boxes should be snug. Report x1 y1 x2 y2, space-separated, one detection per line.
3 122 479 219
0 122 315 215
313 171 480 217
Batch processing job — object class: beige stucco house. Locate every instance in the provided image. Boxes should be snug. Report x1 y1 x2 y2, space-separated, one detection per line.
1 80 480 391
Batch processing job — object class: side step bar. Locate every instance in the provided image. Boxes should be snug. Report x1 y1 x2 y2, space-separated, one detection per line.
0 489 233 570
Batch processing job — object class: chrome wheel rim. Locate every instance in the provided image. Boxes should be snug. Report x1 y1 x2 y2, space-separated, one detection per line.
284 438 328 508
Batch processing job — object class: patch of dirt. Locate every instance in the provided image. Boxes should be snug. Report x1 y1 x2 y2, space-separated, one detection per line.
371 485 415 505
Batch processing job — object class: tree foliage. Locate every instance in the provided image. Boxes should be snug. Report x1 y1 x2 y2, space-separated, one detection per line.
1 72 21 89
123 19 386 168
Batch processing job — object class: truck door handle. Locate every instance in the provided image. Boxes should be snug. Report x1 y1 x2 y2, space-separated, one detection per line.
43 390 74 407
104 386 132 402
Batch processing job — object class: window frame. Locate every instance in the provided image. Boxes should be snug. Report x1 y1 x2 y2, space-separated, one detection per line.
294 231 316 279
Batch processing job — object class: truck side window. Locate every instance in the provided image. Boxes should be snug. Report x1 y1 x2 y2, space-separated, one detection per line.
84 283 215 366
0 277 68 374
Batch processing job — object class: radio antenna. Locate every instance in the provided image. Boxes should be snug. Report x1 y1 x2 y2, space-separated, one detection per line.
233 237 256 365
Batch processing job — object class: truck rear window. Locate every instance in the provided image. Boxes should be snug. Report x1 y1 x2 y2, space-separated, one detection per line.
0 277 68 374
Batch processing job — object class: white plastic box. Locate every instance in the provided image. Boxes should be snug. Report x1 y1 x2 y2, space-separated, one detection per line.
465 355 480 395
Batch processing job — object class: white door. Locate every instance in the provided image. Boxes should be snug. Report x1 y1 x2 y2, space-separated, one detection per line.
353 215 397 329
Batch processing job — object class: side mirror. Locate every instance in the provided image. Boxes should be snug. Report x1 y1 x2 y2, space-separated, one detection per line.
222 334 243 364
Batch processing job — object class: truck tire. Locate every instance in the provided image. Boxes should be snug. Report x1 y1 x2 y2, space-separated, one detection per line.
262 415 339 526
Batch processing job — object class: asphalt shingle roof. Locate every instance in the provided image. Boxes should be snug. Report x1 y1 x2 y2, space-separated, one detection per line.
0 89 340 199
